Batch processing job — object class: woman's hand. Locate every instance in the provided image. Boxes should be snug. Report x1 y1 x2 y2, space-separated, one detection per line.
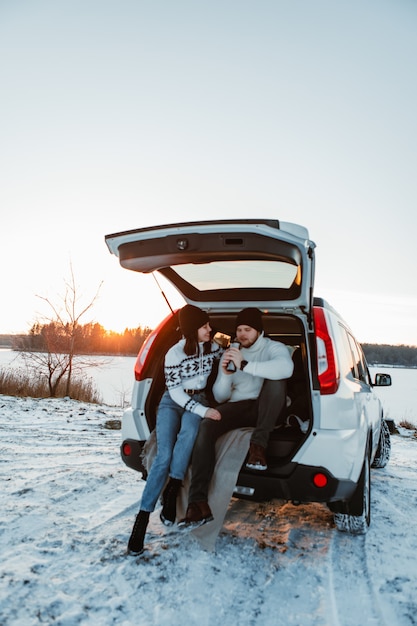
204 408 222 421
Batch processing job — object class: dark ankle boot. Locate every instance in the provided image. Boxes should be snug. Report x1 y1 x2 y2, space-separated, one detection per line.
127 510 150 555
160 478 182 526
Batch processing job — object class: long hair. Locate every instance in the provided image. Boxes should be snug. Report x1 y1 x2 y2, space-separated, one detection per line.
184 330 212 357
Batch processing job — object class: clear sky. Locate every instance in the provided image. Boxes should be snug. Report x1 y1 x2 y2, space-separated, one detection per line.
1 0 416 345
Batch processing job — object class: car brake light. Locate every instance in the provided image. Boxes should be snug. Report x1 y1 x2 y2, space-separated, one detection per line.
313 472 328 488
134 330 158 381
313 307 339 395
122 442 132 456
134 311 177 381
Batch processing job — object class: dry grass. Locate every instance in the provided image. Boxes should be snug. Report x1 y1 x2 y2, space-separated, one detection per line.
0 367 102 404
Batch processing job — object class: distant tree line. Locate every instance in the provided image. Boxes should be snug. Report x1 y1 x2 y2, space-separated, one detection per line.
8 322 152 356
362 343 417 368
2 329 417 365
0 268 156 400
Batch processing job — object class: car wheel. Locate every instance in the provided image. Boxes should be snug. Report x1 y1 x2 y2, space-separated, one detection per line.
333 446 371 535
371 418 391 469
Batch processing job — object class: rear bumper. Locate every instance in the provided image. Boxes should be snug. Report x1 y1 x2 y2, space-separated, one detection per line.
236 463 357 504
120 438 356 505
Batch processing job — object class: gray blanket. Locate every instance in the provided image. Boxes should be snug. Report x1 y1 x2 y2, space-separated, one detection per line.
142 426 253 551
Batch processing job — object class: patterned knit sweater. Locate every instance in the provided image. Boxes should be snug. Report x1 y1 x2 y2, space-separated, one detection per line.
164 339 223 418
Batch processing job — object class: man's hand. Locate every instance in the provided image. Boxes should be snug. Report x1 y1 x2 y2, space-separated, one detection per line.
222 346 243 373
204 408 222 421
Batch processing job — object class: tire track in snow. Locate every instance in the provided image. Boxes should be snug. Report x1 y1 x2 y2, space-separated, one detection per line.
326 460 415 626
327 531 388 626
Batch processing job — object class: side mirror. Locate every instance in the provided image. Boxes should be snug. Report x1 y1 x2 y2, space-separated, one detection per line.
374 373 392 387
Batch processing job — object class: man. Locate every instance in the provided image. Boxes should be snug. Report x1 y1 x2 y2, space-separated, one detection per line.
178 307 294 528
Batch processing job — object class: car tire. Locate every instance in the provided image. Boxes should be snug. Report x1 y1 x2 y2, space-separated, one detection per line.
371 418 391 469
333 445 371 535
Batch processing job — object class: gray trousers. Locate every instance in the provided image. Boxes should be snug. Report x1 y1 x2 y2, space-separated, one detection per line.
188 379 286 503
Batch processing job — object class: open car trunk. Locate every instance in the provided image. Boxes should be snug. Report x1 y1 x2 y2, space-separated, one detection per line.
140 310 313 479
107 220 317 500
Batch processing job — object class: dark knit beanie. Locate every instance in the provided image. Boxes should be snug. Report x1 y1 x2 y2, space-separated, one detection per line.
179 305 210 337
235 308 263 332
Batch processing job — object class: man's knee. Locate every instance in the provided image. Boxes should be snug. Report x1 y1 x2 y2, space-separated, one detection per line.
261 378 287 401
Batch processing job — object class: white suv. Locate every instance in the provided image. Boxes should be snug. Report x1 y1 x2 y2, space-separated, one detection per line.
105 219 392 534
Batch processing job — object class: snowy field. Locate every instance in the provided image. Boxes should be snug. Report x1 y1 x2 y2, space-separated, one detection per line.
1 394 417 626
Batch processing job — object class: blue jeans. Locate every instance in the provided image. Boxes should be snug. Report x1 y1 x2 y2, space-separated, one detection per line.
140 390 204 512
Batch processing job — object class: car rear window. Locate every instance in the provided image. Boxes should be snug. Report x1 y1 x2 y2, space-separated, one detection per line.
173 260 300 291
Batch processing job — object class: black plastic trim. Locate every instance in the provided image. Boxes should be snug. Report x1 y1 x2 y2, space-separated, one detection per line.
118 231 301 274
235 463 357 504
120 439 147 477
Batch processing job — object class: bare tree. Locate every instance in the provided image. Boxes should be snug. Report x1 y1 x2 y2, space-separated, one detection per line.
18 264 104 397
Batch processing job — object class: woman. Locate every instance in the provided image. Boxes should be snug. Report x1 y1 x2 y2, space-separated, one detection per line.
127 304 222 555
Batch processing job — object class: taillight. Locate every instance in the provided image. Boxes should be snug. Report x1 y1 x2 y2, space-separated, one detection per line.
313 307 339 395
122 442 132 456
313 472 328 488
134 311 177 381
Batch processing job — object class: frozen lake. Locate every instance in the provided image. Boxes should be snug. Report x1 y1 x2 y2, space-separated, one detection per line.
0 349 416 424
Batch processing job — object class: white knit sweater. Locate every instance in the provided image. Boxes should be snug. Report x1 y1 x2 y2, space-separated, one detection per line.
213 333 294 404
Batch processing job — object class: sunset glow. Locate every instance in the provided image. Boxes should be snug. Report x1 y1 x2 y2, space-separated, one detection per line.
1 2 417 345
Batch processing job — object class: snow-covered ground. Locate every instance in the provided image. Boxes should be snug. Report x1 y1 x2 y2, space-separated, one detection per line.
1 395 417 626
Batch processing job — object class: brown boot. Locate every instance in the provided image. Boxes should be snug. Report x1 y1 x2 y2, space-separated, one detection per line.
177 501 214 530
245 442 267 471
